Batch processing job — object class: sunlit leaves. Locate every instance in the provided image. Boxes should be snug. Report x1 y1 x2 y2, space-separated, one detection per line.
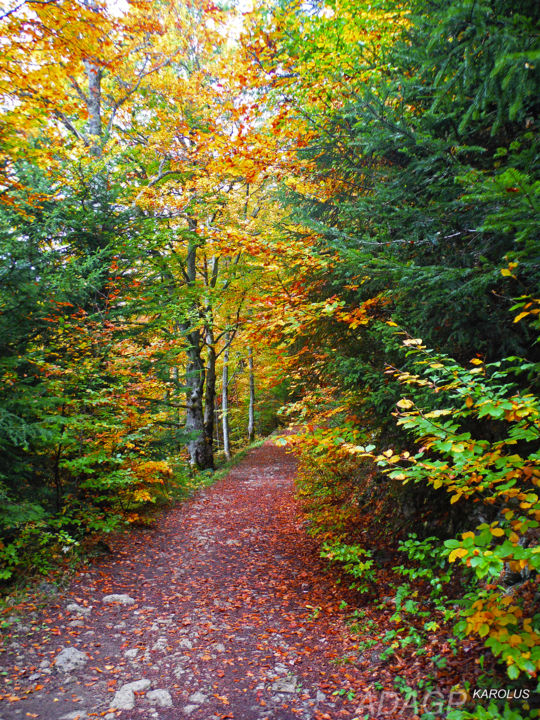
370 337 540 679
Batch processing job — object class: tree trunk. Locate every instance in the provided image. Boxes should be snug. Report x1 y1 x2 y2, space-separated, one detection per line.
82 0 103 156
203 324 216 453
248 346 255 442
183 224 213 470
185 336 213 470
171 364 182 453
214 397 220 451
84 60 102 154
222 333 231 461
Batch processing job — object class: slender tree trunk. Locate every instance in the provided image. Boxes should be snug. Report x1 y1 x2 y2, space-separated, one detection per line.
79 5 111 316
203 324 216 453
82 0 103 157
222 333 231 461
171 364 182 453
53 414 66 512
84 62 102 154
248 346 255 442
214 397 220 451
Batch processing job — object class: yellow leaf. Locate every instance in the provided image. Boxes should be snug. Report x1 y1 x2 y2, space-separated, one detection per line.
402 338 424 347
490 527 505 537
462 531 475 540
449 548 468 562
396 398 414 410
470 358 483 365
133 489 153 502
513 311 529 323
450 493 462 504
465 396 474 408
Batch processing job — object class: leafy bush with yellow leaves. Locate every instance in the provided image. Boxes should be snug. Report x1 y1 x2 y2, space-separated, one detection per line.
373 337 539 681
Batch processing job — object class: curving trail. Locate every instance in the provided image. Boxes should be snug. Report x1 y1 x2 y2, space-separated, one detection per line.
0 440 395 720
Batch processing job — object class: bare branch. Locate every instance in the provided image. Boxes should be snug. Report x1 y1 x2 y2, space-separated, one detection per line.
147 168 184 188
105 55 177 138
53 110 89 145
68 75 88 105
0 0 56 22
215 292 247 355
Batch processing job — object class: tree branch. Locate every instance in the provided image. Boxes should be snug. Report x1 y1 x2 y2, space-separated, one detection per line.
53 110 89 145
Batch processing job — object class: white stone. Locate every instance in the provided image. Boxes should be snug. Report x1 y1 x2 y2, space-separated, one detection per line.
102 594 135 605
124 679 152 692
146 689 173 707
111 679 151 710
54 647 88 673
124 648 139 659
152 637 167 650
188 691 207 705
111 687 136 710
178 638 193 649
272 677 297 694
66 603 91 616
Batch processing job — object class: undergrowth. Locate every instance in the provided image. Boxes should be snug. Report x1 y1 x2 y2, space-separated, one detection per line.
283 324 540 720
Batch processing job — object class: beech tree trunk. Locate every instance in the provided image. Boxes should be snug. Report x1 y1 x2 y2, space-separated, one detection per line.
183 226 214 470
222 333 231 461
185 336 213 469
248 346 255 442
82 0 103 156
171 364 182 453
214 397 221 450
203 324 216 453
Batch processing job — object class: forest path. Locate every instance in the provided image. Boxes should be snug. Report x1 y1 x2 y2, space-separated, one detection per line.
0 439 391 720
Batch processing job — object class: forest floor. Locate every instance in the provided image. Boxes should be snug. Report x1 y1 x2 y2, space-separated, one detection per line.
0 439 471 720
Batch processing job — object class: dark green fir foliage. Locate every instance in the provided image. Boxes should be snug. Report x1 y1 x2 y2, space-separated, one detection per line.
286 0 539 362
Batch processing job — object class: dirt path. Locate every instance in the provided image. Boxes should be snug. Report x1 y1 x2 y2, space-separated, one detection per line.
0 440 391 720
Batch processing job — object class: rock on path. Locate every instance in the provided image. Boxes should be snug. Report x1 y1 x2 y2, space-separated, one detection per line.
0 439 378 719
